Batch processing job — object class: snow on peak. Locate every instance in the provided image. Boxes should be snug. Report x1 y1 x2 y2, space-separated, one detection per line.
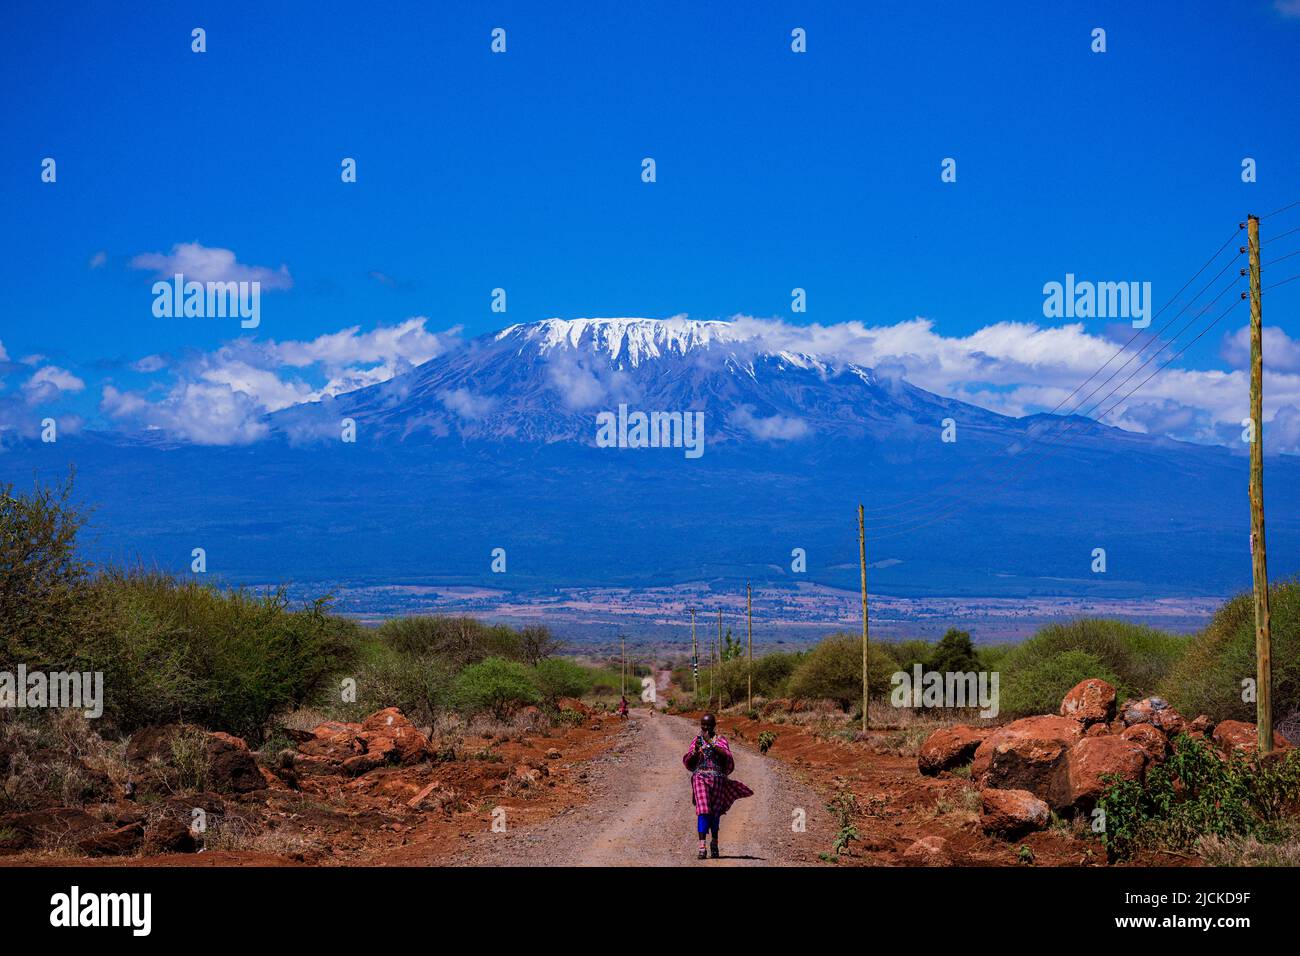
495 317 755 367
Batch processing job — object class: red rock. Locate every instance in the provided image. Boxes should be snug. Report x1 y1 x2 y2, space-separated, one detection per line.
126 724 186 763
407 781 442 809
902 835 952 866
971 715 1083 793
77 822 144 856
1085 723 1109 737
918 725 989 776
360 708 430 765
1189 714 1214 734
299 727 364 760
1121 697 1171 727
1120 723 1169 762
311 720 361 740
205 732 263 793
1051 735 1147 811
1212 719 1294 754
1152 708 1186 737
144 817 196 854
1060 679 1117 725
980 788 1050 838
1 807 104 849
341 751 387 776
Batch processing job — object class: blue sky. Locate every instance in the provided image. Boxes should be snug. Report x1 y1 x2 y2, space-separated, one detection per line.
3 0 1300 446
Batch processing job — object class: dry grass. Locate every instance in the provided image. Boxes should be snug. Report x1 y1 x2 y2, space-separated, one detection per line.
930 785 982 823
1197 833 1300 867
0 711 127 813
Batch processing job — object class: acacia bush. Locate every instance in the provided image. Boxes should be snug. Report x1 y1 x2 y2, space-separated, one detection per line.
997 619 1186 718
1163 580 1300 725
786 634 897 709
1097 734 1300 860
452 658 540 718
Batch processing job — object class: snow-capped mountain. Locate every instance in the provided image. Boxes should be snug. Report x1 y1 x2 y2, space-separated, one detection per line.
11 318 1300 603
271 316 1072 450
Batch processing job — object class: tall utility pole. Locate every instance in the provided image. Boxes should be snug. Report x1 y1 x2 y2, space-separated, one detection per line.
716 610 723 711
1247 214 1273 754
859 504 870 732
620 633 626 698
746 582 753 713
689 608 698 698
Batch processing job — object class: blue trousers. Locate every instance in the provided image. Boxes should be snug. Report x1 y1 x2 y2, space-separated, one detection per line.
697 813 719 840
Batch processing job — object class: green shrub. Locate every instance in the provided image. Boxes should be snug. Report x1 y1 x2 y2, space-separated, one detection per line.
787 634 896 709
999 649 1120 719
88 571 360 741
376 615 523 668
1097 734 1300 860
452 658 539 718
530 657 591 704
321 636 456 726
1163 580 1300 724
997 619 1185 717
928 629 981 674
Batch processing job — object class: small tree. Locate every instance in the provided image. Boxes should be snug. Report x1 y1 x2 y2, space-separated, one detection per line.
0 470 92 669
519 625 561 666
531 657 589 704
929 628 980 674
453 657 539 718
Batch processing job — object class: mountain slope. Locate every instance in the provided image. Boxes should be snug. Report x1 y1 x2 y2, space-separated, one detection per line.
6 318 1297 605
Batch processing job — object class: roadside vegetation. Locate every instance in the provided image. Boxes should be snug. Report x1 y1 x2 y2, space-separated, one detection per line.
1 474 634 749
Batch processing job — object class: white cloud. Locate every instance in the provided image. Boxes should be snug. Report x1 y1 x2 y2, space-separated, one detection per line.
132 354 168 373
130 241 293 291
1275 0 1300 18
722 314 1300 447
439 388 497 421
269 316 456 372
97 317 461 444
730 404 809 441
23 365 86 403
100 382 269 445
89 251 107 269
1221 324 1300 373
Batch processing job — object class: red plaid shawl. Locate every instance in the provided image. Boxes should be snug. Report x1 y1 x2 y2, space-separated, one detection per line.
683 734 754 815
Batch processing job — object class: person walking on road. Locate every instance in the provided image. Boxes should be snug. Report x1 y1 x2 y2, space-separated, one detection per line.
683 713 753 859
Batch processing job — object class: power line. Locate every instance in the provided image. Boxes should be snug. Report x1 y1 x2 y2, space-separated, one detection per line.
1260 198 1300 220
1263 272 1300 293
1262 248 1300 268
1262 225 1300 246
868 294 1246 541
857 227 1244 517
863 246 1244 525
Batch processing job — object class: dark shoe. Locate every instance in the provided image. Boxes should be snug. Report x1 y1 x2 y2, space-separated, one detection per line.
697 846 708 859
710 841 720 859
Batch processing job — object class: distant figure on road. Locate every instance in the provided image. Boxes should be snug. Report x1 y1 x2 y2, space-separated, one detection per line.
683 713 753 859
617 695 629 718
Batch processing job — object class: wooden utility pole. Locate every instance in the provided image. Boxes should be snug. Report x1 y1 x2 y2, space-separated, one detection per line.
689 608 698 697
746 582 753 713
1247 214 1273 755
715 610 722 712
620 634 626 698
859 504 870 732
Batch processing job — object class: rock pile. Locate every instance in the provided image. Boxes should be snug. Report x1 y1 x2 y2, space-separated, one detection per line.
917 679 1292 840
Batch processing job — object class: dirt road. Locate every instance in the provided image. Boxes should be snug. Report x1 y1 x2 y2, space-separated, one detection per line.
442 710 833 866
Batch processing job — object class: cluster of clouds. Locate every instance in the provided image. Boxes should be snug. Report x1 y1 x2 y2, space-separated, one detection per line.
7 237 1300 453
96 316 461 444
12 309 1300 452
723 314 1300 452
0 339 87 436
